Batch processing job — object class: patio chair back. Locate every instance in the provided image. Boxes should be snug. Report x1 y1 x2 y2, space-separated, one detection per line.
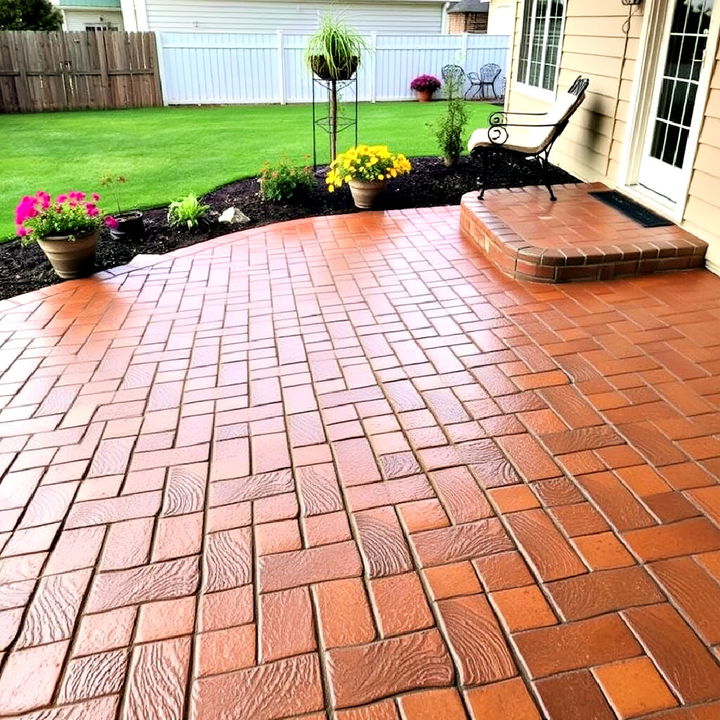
544 76 589 146
479 63 501 84
441 64 465 86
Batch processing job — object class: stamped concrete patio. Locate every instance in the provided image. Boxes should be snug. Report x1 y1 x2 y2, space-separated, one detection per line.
1 206 720 720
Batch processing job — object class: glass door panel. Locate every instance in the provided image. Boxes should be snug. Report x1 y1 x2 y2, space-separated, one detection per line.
637 0 714 202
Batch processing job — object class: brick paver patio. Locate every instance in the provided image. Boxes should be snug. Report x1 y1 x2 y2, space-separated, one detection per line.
1 207 720 719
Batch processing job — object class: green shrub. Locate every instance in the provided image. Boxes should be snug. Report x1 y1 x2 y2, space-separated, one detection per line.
433 77 469 164
259 158 314 202
167 193 210 229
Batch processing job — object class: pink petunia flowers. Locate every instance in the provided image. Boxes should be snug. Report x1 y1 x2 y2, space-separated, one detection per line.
15 190 115 243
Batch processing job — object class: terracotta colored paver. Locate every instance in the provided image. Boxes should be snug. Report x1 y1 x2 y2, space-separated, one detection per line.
0 207 720 718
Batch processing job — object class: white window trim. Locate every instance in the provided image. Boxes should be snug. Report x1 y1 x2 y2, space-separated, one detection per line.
514 81 557 102
516 0 566 94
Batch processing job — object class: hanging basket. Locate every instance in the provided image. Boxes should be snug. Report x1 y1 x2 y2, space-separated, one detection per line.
310 55 359 81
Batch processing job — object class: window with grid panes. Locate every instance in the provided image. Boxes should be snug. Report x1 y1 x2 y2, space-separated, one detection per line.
517 0 565 91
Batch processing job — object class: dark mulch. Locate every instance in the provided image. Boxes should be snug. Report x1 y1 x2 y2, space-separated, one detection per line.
0 155 578 302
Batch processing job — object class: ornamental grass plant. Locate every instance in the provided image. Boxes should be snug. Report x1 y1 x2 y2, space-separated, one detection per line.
326 145 412 192
305 14 367 80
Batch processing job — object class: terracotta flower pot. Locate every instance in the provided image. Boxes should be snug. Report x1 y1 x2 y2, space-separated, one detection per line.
416 90 433 102
37 229 99 279
349 179 386 209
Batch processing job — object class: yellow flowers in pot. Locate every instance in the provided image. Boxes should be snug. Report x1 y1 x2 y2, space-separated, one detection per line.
326 145 412 192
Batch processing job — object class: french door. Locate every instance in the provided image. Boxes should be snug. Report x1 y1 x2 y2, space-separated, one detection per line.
637 0 716 203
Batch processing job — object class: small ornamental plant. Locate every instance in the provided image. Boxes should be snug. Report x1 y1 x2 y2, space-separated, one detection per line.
100 173 127 214
167 193 210 229
326 145 412 192
432 74 469 166
15 190 116 244
99 172 145 240
410 75 441 93
259 158 314 202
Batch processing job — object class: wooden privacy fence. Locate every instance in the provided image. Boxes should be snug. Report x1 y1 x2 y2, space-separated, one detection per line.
0 31 162 113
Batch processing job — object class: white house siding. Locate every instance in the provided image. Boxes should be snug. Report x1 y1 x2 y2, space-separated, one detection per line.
141 0 445 34
61 8 124 30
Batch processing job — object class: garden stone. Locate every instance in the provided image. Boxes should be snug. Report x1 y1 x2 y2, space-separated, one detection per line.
220 207 250 225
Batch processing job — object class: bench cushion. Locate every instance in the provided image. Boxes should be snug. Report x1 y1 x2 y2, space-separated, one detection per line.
467 91 582 154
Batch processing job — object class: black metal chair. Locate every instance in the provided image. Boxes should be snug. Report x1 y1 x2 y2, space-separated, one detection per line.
467 64 502 100
468 76 590 201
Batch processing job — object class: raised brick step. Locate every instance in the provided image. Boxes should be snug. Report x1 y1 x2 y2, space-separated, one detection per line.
460 183 708 283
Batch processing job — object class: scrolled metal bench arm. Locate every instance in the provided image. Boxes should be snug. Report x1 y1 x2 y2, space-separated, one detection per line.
488 124 509 145
488 110 547 125
486 121 565 146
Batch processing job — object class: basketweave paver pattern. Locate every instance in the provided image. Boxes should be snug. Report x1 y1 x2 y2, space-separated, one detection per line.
0 207 720 719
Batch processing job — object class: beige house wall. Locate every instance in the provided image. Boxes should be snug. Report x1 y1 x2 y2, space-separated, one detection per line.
502 0 720 271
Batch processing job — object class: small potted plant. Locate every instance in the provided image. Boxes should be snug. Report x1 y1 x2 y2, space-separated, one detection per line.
432 76 469 166
100 173 144 241
306 14 366 81
411 75 441 102
326 144 412 209
15 190 116 279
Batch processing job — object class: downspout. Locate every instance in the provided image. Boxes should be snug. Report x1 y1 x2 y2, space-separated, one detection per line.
606 3 639 178
133 0 150 31
119 0 138 30
442 2 452 34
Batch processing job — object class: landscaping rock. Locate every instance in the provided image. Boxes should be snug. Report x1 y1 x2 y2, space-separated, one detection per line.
219 207 251 225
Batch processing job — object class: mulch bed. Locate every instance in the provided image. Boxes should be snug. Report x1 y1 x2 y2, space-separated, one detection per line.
0 155 578 302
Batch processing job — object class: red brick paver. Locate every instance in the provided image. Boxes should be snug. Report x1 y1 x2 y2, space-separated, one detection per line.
1 207 720 718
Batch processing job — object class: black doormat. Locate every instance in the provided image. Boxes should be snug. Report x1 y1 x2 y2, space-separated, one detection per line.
589 190 673 228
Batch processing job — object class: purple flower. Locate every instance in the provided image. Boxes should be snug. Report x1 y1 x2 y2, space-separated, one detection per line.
410 74 442 92
105 216 119 229
57 194 68 203
86 204 99 217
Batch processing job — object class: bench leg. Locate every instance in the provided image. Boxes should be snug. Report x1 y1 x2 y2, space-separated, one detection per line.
540 150 557 201
477 149 492 200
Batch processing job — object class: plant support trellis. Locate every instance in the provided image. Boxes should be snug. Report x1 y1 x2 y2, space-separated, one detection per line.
311 76 358 171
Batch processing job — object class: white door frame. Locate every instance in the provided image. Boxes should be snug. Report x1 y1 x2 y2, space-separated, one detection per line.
618 0 720 223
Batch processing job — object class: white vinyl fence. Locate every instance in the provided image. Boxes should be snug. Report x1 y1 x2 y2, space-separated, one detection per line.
156 32 510 106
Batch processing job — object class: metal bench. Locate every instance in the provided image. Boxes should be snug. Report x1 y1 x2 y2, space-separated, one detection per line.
468 76 590 201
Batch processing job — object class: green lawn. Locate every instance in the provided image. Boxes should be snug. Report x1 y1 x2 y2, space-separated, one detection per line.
0 101 495 239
